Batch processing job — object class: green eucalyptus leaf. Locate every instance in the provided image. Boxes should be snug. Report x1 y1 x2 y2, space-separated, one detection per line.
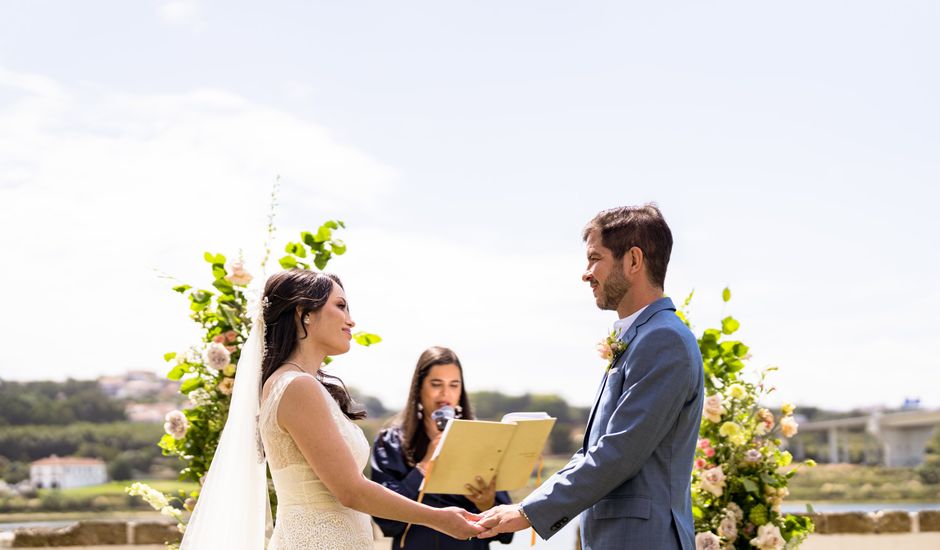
164 352 177 362
352 332 382 346
212 279 234 295
180 377 203 393
742 478 759 494
167 364 187 381
331 239 347 255
279 255 298 269
314 252 330 270
314 225 332 242
191 290 214 303
173 284 192 294
721 316 740 335
722 287 732 302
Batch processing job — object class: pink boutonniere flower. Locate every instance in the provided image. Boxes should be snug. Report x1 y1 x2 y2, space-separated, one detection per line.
596 330 628 372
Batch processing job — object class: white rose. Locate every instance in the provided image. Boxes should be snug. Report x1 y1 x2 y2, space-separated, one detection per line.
750 523 785 550
745 449 763 463
204 342 231 371
700 465 726 497
163 410 189 439
718 514 738 542
695 531 721 550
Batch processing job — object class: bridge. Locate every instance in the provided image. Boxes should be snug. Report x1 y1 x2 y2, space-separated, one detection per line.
795 409 940 466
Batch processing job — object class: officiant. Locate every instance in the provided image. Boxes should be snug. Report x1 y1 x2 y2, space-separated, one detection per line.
370 346 514 548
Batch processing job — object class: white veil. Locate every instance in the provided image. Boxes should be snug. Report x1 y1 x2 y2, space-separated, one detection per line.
179 313 273 549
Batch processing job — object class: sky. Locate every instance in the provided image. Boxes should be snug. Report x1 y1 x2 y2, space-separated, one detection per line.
0 1 938 411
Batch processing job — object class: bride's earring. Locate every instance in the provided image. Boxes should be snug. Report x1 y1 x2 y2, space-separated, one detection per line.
416 403 423 420
455 405 463 419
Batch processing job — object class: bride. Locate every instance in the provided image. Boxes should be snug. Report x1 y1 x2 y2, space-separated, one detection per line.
180 269 482 549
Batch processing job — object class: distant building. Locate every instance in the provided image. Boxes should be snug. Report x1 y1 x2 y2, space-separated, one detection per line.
97 370 179 400
30 455 107 489
125 402 177 423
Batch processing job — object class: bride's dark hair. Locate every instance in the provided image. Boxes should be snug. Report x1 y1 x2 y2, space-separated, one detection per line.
260 269 365 420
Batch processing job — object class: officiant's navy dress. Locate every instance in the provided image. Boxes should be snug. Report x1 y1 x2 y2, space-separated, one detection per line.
370 427 514 549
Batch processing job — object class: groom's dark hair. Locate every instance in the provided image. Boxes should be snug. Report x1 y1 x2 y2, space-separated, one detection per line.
583 203 673 289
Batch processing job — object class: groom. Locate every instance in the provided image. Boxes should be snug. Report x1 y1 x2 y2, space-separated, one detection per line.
477 205 704 549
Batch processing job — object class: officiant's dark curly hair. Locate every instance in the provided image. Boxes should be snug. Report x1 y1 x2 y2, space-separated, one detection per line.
260 269 365 421
583 203 673 289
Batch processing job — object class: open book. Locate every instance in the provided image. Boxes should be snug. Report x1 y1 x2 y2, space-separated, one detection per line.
420 412 556 495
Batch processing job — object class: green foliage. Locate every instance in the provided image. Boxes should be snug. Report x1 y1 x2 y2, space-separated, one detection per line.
685 289 814 548
917 426 940 485
0 379 126 426
0 422 165 462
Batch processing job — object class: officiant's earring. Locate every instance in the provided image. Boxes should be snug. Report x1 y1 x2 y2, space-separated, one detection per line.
455 405 463 419
416 403 423 420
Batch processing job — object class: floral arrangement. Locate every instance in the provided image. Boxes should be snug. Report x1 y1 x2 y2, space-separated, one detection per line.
127 215 380 540
682 289 814 550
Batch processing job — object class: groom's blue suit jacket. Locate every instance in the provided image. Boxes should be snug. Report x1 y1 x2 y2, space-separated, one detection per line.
522 297 704 550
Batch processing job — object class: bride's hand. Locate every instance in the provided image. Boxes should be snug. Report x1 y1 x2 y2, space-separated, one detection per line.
432 507 484 540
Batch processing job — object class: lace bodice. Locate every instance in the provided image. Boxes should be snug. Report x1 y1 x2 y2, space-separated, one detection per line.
259 371 373 550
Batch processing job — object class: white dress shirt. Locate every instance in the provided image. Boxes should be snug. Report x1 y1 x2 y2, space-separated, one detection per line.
612 304 650 339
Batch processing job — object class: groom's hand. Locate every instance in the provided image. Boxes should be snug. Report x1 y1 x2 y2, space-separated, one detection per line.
475 504 531 538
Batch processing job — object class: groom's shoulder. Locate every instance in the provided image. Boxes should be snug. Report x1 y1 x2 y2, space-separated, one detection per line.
636 309 697 348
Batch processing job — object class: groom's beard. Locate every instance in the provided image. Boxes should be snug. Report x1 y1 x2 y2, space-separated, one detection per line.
599 266 630 311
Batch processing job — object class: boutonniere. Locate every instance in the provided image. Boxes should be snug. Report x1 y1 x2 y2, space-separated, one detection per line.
596 330 628 372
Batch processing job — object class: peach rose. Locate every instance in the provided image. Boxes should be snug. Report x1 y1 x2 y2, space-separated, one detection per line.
780 415 799 438
703 394 724 423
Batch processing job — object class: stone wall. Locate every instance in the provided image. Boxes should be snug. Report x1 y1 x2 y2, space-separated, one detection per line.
10 521 180 547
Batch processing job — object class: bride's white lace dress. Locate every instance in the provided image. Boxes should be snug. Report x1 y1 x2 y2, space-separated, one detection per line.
260 371 374 550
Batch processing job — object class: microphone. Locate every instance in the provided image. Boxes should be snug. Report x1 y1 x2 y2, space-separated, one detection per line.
431 405 456 432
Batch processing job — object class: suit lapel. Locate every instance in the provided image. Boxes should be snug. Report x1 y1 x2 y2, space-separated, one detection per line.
580 297 677 450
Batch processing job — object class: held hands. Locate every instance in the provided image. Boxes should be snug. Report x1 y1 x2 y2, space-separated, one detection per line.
475 504 531 538
434 507 484 540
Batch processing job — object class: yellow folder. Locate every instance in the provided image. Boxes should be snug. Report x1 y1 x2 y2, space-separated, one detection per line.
420 412 556 495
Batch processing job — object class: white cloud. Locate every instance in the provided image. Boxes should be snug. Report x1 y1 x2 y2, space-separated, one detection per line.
0 67 396 386
157 0 203 29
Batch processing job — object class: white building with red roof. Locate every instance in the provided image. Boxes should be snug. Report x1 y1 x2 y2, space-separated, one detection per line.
30 455 107 489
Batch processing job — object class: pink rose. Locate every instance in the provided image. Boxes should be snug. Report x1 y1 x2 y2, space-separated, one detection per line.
698 438 711 449
694 458 707 470
705 447 715 457
224 330 238 343
212 335 225 343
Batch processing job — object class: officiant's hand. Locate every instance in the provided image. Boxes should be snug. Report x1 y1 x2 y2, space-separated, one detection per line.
475 504 531 538
433 506 484 540
465 475 496 511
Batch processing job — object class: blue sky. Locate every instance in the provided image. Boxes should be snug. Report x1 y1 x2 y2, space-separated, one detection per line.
1 1 938 410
